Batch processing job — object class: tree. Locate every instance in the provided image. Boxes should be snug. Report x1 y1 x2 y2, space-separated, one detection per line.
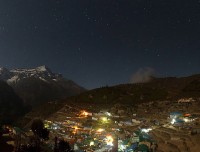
30 119 50 152
58 139 72 152
40 128 49 140
20 145 37 152
31 119 49 140
31 119 44 135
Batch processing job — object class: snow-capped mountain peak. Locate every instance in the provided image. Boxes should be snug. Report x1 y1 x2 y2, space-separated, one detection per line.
0 65 62 83
0 65 85 107
10 65 51 73
36 65 49 72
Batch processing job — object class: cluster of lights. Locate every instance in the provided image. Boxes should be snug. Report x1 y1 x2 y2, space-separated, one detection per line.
80 110 89 117
72 126 79 134
105 135 114 146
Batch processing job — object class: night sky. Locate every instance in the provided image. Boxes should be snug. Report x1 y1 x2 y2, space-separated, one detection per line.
0 0 200 89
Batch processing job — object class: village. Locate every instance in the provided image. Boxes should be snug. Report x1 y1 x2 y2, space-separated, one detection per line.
2 97 200 152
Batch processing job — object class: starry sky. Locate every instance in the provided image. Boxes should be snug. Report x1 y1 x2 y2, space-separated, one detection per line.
0 0 200 89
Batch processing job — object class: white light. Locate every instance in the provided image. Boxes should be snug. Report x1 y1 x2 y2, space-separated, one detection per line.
106 112 112 116
101 117 108 122
97 128 104 132
171 118 176 124
183 118 189 122
90 141 94 146
120 144 126 150
141 128 152 133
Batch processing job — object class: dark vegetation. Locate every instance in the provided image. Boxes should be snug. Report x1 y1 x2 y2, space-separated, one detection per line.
0 132 14 152
57 139 73 152
31 119 49 140
18 119 72 152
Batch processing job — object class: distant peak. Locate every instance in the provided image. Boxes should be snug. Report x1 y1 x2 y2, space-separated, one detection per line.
0 67 9 74
0 67 8 71
36 65 50 72
0 65 61 83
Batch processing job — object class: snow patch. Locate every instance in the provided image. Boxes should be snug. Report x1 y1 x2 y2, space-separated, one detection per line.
36 65 48 72
39 77 48 82
0 65 61 84
7 75 19 84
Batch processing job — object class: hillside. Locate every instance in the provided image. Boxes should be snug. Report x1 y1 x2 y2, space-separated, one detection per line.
18 74 200 127
72 74 200 103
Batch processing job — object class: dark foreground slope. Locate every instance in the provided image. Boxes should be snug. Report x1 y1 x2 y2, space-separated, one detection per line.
0 80 26 124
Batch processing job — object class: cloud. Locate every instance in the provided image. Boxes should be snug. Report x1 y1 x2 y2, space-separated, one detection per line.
130 67 155 83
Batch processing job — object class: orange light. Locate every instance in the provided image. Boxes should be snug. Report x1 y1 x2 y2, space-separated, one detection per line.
184 113 191 117
80 110 89 116
97 128 104 132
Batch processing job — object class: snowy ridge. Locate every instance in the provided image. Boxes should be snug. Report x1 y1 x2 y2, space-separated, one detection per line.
0 65 62 83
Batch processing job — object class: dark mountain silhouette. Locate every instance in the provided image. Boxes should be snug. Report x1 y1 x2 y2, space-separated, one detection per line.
0 65 85 107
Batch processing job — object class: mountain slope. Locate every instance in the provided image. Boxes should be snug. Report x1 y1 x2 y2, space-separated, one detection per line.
0 80 26 124
0 66 85 106
59 74 200 104
17 74 200 127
